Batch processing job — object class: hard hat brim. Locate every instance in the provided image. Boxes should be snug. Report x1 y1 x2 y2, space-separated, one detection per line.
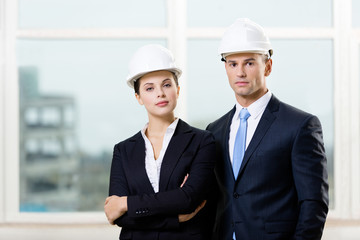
126 68 182 88
221 49 271 59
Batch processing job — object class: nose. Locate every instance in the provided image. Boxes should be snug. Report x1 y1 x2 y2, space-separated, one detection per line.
156 87 165 98
236 65 246 78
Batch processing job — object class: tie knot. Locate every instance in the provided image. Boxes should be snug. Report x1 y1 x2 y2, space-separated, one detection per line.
239 108 250 120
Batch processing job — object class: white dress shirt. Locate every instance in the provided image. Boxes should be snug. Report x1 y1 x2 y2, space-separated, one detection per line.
228 91 272 165
141 118 179 193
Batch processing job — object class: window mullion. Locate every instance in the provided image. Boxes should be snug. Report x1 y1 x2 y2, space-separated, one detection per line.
0 0 5 224
4 0 20 223
167 0 187 120
332 0 353 219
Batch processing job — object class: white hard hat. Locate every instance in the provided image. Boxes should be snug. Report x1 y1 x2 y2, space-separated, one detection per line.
126 44 182 88
218 18 273 60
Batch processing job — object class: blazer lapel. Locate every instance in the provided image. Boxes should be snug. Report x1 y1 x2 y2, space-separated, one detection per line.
237 95 280 178
159 119 194 191
125 132 155 193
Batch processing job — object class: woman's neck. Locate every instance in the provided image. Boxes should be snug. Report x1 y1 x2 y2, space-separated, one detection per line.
146 114 176 137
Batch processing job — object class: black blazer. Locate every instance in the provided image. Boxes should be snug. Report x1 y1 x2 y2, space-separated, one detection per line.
207 95 329 240
109 119 216 240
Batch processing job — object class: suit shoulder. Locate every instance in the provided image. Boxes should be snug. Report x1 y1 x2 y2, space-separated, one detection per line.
279 101 315 118
114 131 142 148
177 119 215 144
277 101 321 127
180 119 213 137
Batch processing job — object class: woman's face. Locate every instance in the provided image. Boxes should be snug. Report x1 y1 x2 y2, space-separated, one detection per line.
135 70 180 119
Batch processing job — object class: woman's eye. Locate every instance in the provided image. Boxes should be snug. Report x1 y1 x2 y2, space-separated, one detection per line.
164 83 171 88
146 87 153 91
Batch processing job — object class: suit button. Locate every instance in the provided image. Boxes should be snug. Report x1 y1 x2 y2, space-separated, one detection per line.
233 192 240 199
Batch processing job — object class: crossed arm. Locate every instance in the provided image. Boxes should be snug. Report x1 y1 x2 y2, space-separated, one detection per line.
104 175 206 225
104 133 216 230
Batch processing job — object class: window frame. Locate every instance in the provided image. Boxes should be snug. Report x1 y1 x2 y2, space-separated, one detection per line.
0 0 359 223
349 31 360 219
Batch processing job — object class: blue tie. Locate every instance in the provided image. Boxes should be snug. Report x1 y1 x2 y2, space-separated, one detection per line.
232 108 250 240
232 108 250 179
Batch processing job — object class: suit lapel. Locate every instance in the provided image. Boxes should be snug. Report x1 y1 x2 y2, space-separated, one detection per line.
159 119 194 191
222 107 237 181
237 95 280 178
125 132 155 193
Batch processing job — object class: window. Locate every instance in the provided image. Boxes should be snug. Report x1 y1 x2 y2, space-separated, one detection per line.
188 0 332 27
1 0 359 225
19 0 166 28
353 0 360 27
18 39 164 212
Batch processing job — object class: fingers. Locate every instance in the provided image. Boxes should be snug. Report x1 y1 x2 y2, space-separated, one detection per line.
194 200 206 213
104 205 114 225
104 197 111 205
104 196 118 225
180 174 189 188
199 200 207 208
104 195 116 205
178 200 207 223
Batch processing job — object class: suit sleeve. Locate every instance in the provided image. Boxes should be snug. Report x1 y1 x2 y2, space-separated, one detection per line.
292 115 329 240
126 132 216 218
109 144 179 230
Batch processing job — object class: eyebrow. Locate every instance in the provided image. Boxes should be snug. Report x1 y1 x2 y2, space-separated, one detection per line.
162 78 171 83
227 58 256 63
244 58 256 62
142 78 171 86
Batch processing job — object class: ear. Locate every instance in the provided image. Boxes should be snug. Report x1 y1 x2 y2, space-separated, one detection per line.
176 86 180 98
265 58 272 77
135 93 143 105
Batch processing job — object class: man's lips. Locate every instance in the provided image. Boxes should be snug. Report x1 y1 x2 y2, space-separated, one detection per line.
156 101 169 106
235 81 249 86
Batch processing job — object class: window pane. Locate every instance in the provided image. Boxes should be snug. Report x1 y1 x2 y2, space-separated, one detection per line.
18 39 166 212
353 0 360 27
188 0 332 27
187 39 334 208
187 40 234 126
268 39 334 208
19 0 166 28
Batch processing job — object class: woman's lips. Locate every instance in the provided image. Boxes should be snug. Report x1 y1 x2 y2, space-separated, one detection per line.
156 101 169 107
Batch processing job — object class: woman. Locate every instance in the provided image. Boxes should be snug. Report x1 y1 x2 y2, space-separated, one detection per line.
104 44 216 240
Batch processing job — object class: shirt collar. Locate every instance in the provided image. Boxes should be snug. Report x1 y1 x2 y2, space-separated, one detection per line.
235 91 272 120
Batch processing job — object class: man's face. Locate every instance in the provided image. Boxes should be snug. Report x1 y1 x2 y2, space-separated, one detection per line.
224 52 272 106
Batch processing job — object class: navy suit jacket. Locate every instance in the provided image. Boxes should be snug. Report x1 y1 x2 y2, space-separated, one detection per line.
109 119 216 240
207 95 329 240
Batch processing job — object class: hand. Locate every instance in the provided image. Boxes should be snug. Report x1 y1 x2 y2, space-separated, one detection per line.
180 174 189 188
104 195 128 225
178 200 206 223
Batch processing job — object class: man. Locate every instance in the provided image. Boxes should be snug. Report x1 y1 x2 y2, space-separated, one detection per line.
207 18 329 240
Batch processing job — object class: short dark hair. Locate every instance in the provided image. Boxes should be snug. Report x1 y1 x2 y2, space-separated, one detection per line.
134 72 179 94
